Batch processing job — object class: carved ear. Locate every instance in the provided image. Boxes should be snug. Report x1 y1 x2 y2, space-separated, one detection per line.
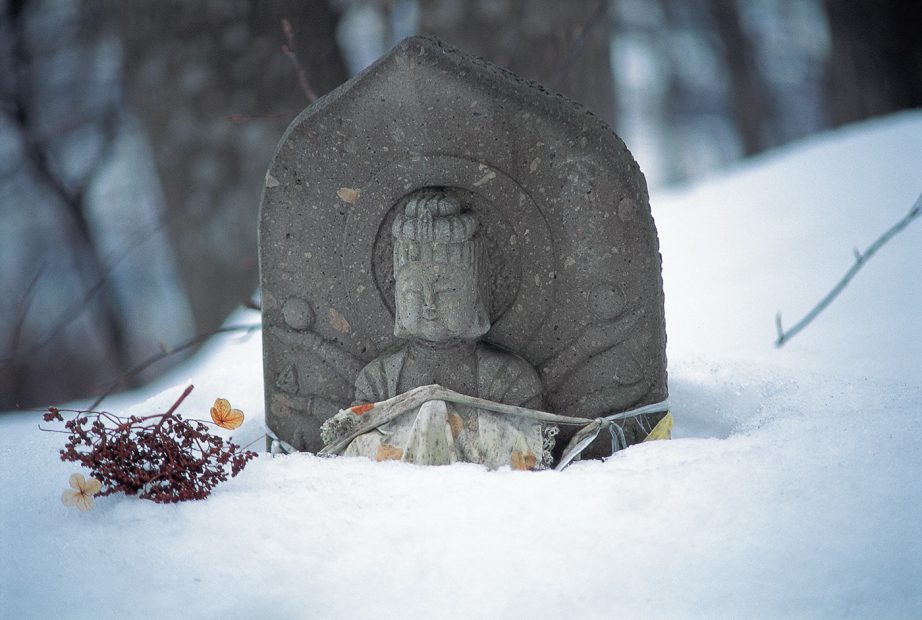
470 295 491 338
473 259 492 337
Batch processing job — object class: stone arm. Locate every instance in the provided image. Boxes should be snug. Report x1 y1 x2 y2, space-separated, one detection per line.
492 360 546 411
352 361 387 406
268 326 364 383
320 382 442 448
268 390 343 451
538 308 642 391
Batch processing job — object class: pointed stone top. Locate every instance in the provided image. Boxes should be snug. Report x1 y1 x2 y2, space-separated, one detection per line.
292 34 624 148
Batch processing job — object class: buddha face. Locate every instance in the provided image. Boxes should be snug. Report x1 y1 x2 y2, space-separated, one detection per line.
395 261 487 342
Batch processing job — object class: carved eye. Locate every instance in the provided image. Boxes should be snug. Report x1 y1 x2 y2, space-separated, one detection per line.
210 398 245 430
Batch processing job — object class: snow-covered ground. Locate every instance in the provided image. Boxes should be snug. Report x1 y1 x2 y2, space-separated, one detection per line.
2 111 920 619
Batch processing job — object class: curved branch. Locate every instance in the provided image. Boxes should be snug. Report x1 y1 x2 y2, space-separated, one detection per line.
776 191 922 347
87 323 261 410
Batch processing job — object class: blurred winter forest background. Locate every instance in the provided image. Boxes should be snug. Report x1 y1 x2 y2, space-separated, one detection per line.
1 0 919 411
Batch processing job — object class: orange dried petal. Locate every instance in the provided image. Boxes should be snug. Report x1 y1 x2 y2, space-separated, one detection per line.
210 398 231 421
448 413 463 438
212 400 245 430
350 403 374 416
510 450 537 471
375 444 403 461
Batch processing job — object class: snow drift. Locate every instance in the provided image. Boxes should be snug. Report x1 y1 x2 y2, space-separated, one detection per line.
2 111 920 619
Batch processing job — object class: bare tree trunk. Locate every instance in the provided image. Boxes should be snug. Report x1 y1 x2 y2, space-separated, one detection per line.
709 0 775 155
115 0 348 336
823 0 922 126
418 0 616 127
1 0 134 408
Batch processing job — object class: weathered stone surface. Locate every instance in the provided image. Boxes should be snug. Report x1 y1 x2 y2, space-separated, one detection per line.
259 35 667 458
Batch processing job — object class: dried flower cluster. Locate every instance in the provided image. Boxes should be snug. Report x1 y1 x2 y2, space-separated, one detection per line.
43 386 257 504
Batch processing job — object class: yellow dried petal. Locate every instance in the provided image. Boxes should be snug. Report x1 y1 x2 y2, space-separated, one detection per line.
63 474 98 510
83 477 102 495
75 493 94 511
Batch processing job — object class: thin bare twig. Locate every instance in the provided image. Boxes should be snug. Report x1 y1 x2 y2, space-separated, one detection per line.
6 2 130 380
88 323 261 410
225 111 299 123
281 18 318 104
0 223 165 365
6 264 46 357
775 191 922 347
551 0 608 87
225 17 320 123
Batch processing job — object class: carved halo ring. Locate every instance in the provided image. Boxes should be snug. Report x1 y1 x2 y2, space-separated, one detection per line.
340 154 556 356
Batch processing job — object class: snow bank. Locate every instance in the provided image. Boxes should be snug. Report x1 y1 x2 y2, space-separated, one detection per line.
2 112 921 619
657 111 922 382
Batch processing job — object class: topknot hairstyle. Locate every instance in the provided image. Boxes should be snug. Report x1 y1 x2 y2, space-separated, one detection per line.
392 189 483 275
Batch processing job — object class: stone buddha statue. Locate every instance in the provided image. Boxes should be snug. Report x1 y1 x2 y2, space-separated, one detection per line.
320 190 556 469
262 37 669 464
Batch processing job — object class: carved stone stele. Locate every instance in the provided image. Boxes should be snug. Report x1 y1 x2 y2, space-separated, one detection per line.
259 36 667 458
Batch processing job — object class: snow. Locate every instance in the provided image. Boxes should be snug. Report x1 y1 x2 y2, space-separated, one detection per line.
2 111 921 618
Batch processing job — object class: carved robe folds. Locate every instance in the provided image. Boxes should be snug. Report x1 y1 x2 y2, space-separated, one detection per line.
331 343 555 470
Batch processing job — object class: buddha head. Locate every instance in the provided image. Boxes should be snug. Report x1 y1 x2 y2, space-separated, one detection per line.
392 190 490 342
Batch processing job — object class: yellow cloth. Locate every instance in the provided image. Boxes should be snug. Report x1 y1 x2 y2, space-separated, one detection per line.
643 412 673 442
